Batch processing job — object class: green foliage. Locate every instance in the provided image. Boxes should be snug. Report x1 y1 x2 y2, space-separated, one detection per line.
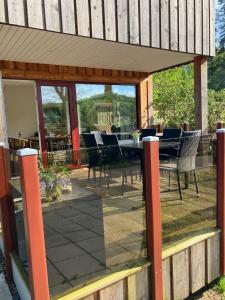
216 276 225 295
153 64 225 131
208 89 225 131
208 51 225 91
78 93 136 132
153 65 194 128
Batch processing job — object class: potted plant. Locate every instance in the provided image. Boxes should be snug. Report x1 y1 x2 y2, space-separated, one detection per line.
131 129 141 144
39 162 71 203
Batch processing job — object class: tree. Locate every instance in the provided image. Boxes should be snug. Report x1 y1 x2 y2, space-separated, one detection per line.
153 65 195 128
208 51 225 90
217 0 225 49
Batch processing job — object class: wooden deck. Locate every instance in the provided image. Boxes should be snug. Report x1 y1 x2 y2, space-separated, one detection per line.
13 164 216 297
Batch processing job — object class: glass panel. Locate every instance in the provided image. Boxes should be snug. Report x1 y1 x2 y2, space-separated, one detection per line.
8 149 29 272
160 134 217 249
42 144 147 296
40 86 72 152
76 84 136 142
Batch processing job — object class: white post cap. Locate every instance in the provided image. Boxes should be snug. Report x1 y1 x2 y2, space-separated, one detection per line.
142 136 159 142
216 128 225 134
16 148 38 156
0 142 5 147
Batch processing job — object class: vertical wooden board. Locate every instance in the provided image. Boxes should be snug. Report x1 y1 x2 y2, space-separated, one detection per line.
136 268 149 300
81 294 96 300
178 0 186 52
202 0 210 55
91 0 103 39
129 0 139 45
44 0 60 32
190 241 206 293
61 0 75 34
7 0 25 26
99 280 126 300
127 274 136 299
172 249 189 300
76 0 90 37
207 234 220 283
26 0 44 29
117 0 128 43
210 0 215 56
140 0 150 46
170 0 178 50
0 0 6 23
187 0 194 53
195 0 202 54
161 0 169 49
163 258 171 300
104 0 116 41
151 0 160 48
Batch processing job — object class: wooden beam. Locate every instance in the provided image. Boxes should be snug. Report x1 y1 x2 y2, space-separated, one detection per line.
137 75 153 129
194 56 208 134
0 60 149 84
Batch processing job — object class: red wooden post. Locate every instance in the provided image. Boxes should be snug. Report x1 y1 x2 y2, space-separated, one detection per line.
0 143 18 281
157 123 163 133
143 137 163 300
217 129 225 275
17 148 50 300
183 122 190 131
217 121 224 130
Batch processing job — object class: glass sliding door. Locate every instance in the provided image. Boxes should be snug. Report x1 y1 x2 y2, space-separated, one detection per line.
76 84 137 136
37 82 78 165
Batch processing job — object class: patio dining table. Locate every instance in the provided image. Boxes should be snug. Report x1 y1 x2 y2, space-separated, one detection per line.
118 139 180 150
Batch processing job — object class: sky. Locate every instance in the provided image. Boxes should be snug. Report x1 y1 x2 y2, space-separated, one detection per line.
76 84 136 100
41 84 136 103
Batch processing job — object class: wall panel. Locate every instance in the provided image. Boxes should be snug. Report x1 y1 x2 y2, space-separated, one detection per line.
117 0 128 43
0 0 215 56
151 0 160 48
129 0 139 45
161 0 169 49
104 0 116 41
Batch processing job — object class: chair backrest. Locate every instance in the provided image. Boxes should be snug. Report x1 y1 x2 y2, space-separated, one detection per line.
101 134 122 161
162 128 182 140
181 130 202 138
82 134 98 148
90 131 104 145
8 138 31 150
177 130 201 172
140 128 157 140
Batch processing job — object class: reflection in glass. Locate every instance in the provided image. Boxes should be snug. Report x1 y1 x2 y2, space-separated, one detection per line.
40 86 72 152
76 84 137 134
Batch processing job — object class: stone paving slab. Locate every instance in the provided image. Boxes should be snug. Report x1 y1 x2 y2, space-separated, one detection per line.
0 273 12 300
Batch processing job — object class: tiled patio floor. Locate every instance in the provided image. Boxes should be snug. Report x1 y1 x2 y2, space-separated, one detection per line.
14 165 216 297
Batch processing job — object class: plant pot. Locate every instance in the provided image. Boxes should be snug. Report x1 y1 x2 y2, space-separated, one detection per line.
45 185 62 202
133 136 140 144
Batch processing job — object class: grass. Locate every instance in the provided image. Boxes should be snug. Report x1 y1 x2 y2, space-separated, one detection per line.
216 276 225 296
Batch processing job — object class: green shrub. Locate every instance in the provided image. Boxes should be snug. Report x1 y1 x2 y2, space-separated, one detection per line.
217 276 225 295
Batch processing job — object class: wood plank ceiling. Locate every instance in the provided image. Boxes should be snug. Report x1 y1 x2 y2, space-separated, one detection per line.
0 25 196 73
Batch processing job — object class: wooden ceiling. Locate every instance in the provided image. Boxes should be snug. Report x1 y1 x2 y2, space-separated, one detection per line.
0 25 196 73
